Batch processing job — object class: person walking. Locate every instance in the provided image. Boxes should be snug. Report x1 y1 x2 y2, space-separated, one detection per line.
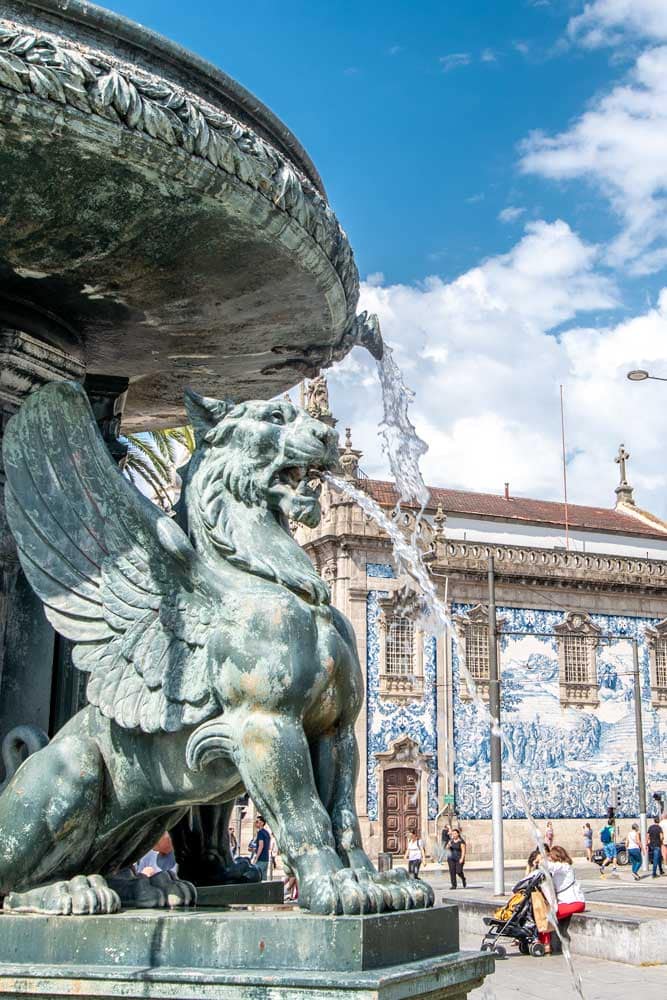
249 815 271 880
447 828 467 889
625 824 643 880
582 823 593 862
544 821 555 852
598 817 618 877
405 829 425 879
647 817 664 878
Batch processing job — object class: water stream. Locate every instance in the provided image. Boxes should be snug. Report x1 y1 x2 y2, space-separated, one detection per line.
326 342 586 998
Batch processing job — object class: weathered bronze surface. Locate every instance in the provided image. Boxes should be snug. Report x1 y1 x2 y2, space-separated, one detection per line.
0 1 381 430
0 381 433 916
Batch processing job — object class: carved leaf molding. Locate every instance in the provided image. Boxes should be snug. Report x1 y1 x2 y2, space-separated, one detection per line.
0 20 359 333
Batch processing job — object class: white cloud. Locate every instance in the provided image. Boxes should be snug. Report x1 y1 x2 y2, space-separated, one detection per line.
568 0 667 48
439 53 471 72
324 222 667 517
498 206 525 223
365 271 385 287
513 40 530 56
481 48 497 62
520 46 667 269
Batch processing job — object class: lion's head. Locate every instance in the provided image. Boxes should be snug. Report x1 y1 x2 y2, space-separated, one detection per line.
179 390 339 603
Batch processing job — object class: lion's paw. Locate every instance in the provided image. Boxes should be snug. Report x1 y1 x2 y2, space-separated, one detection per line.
299 868 385 915
367 868 435 911
108 870 197 909
4 875 120 915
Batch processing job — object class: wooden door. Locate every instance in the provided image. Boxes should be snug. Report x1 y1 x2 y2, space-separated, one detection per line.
383 767 420 854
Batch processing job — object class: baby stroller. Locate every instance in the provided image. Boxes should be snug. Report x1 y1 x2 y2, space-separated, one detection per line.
480 871 547 958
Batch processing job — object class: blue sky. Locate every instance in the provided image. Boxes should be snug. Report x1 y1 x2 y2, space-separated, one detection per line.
108 1 667 515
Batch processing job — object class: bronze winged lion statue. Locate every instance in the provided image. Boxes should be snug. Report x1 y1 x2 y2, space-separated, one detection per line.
0 381 433 916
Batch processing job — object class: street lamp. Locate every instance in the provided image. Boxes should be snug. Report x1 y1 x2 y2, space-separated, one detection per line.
627 369 667 382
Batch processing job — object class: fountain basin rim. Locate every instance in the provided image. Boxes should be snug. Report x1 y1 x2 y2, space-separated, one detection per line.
19 0 325 198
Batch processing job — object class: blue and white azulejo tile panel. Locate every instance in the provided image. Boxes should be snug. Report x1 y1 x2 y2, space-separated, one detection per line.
452 604 667 820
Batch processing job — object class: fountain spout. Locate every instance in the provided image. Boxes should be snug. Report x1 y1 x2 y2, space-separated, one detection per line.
330 311 384 362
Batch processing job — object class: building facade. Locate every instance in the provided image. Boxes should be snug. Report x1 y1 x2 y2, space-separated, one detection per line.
295 399 667 860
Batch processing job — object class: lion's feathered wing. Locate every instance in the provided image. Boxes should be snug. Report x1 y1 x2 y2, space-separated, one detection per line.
3 382 222 734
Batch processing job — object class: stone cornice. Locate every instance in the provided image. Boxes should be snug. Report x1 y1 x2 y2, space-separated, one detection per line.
431 539 667 594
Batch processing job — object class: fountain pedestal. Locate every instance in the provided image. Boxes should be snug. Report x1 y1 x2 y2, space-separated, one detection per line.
0 906 492 1000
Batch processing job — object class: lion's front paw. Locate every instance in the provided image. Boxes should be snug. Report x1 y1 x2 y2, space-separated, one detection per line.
4 875 120 915
367 868 435 911
107 870 197 909
299 868 385 915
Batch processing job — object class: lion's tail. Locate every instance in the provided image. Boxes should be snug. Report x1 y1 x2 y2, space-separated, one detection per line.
0 725 49 790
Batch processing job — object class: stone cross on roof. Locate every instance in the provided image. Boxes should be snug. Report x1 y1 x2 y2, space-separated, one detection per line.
614 443 635 507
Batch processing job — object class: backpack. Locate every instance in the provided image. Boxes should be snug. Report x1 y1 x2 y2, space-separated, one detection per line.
600 825 612 844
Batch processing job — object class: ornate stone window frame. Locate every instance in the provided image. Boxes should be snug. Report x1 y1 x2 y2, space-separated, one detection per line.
645 619 667 709
453 604 505 701
374 735 434 848
377 585 424 701
554 611 601 709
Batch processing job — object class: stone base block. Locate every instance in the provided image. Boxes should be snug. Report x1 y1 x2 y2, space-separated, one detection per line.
195 880 284 906
0 906 493 999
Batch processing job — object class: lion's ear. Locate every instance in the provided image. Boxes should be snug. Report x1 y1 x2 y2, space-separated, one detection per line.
184 389 234 445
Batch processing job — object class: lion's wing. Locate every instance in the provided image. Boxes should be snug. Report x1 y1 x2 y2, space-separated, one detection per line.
3 381 221 734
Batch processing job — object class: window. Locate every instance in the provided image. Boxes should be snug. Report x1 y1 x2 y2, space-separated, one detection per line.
385 617 414 676
554 612 600 708
453 605 504 700
563 635 591 685
466 624 489 681
377 584 425 700
655 639 667 689
645 620 667 708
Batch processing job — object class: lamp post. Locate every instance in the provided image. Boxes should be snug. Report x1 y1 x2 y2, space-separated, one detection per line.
627 370 667 383
631 639 649 872
487 555 505 896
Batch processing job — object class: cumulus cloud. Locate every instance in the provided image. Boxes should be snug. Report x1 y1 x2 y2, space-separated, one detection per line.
481 48 497 62
323 221 667 517
520 46 667 270
568 0 667 47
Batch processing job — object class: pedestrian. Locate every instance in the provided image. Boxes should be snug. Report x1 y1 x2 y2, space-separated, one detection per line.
598 817 618 877
405 829 425 878
447 828 467 889
582 823 593 862
647 817 664 878
439 823 452 864
625 823 642 880
137 832 177 876
660 813 667 869
544 821 555 852
539 845 586 953
228 827 238 858
249 815 271 880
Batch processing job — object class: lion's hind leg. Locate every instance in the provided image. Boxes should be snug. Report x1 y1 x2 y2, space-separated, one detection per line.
0 734 119 915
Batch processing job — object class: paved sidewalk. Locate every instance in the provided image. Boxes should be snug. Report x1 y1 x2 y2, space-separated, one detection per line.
462 934 667 999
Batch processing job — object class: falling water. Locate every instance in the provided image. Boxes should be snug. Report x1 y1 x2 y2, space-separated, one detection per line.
324 345 586 999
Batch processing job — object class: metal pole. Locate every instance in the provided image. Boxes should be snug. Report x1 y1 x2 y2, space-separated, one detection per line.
488 555 505 895
631 639 648 872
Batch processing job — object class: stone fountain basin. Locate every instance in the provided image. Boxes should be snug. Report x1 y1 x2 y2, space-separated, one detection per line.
0 1 359 429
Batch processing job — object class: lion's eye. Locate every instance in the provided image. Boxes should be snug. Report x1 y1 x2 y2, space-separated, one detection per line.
269 410 285 424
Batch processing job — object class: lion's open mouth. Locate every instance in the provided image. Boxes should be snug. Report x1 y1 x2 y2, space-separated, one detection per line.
267 460 332 528
270 464 324 500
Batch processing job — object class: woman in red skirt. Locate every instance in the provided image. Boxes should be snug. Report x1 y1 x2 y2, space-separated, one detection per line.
538 845 586 953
